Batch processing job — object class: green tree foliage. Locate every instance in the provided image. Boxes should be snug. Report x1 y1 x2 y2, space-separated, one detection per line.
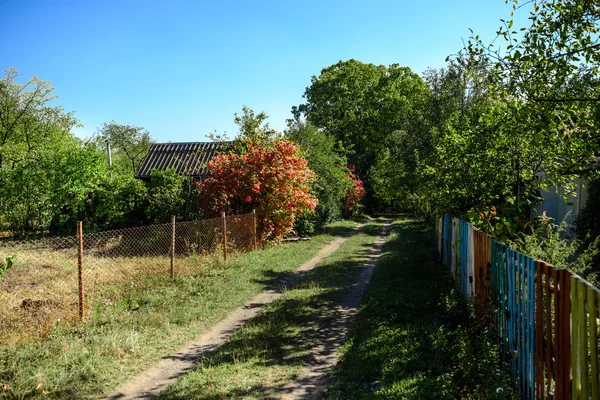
377 0 600 238
145 168 187 224
208 106 281 154
0 69 153 236
0 68 78 169
576 176 600 274
96 121 153 175
0 68 87 235
418 62 522 221
451 0 600 220
234 106 280 143
88 173 148 230
285 117 352 232
296 59 429 209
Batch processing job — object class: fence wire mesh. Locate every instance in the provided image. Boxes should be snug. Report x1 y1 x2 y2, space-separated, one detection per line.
0 235 79 343
0 212 256 345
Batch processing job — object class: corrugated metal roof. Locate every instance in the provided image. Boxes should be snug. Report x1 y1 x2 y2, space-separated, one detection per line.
136 142 229 179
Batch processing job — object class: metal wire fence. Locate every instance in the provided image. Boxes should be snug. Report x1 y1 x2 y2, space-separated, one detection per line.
0 211 256 344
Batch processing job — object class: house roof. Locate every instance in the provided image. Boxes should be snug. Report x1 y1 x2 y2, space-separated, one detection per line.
136 141 229 179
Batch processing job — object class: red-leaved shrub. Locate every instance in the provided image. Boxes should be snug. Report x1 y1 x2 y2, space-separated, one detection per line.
198 139 318 241
344 164 366 213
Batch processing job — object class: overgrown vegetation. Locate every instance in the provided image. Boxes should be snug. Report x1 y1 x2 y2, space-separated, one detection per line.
288 0 600 275
510 212 600 282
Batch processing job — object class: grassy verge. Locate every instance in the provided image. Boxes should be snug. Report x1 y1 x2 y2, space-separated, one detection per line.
325 219 513 399
0 220 357 399
156 218 385 399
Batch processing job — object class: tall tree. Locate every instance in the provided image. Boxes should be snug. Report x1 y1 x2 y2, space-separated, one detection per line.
0 68 85 235
0 68 78 168
296 59 429 209
96 121 153 175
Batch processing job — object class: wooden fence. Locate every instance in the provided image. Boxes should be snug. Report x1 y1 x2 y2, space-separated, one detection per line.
437 214 599 400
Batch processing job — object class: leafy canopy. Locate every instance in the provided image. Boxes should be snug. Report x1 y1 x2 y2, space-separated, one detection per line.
296 59 429 209
95 122 153 175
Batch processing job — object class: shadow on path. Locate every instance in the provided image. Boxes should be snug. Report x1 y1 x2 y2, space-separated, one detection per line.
155 221 390 400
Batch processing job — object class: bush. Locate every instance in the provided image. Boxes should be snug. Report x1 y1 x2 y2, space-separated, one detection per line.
198 139 317 241
145 169 187 224
510 212 600 282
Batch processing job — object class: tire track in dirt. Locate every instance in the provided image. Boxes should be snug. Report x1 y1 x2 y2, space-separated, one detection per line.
274 219 392 399
108 223 366 400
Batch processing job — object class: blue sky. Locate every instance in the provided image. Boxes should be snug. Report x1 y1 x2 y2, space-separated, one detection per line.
1 0 517 142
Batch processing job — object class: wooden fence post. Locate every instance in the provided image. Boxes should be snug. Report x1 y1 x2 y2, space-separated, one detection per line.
222 211 227 263
77 221 84 321
170 215 176 279
252 209 257 251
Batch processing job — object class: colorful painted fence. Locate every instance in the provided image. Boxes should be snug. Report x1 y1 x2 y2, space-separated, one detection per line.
438 214 600 400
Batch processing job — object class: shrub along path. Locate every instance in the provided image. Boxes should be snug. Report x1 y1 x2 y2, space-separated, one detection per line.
108 219 383 399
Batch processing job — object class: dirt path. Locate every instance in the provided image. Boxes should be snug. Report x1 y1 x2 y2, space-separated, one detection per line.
108 223 367 400
275 220 392 399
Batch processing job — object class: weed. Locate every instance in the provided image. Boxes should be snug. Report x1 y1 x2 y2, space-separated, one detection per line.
0 254 15 280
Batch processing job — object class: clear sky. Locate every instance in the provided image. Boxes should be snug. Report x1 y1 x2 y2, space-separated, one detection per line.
1 0 516 142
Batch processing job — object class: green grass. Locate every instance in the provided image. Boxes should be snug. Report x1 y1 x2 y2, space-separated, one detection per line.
0 220 357 399
324 218 514 399
155 218 386 399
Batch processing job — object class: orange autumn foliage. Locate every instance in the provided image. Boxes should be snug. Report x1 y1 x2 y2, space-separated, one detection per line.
198 139 318 241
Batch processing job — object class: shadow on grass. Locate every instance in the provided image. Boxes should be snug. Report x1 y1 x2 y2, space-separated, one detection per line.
252 222 383 291
320 218 383 239
324 219 513 399
156 227 380 400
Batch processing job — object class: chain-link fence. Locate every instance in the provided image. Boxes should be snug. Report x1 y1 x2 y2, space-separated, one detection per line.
0 211 256 344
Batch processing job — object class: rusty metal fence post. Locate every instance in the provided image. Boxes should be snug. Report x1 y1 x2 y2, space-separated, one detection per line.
170 215 176 279
252 209 257 251
222 211 227 263
77 221 84 321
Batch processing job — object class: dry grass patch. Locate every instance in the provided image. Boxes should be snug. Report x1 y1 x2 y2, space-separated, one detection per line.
0 242 238 345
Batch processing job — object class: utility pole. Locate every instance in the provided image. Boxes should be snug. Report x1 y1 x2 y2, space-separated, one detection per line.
105 139 113 179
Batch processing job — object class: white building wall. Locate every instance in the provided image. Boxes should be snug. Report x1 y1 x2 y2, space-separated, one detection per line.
532 177 589 227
